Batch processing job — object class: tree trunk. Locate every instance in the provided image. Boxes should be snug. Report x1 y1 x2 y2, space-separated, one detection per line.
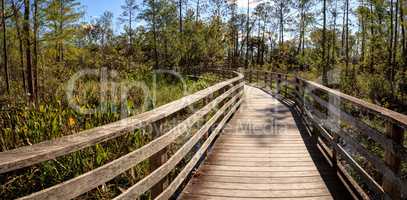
24 0 34 101
33 0 39 100
391 0 400 98
129 9 132 45
12 2 26 93
369 1 375 73
195 0 200 23
297 3 304 55
57 0 64 62
179 0 182 33
345 0 350 76
152 0 159 70
341 0 346 57
1 0 9 94
361 0 366 64
332 0 338 66
261 20 266 65
245 0 250 67
257 18 261 65
389 0 394 77
400 0 406 64
322 0 328 85
279 2 284 45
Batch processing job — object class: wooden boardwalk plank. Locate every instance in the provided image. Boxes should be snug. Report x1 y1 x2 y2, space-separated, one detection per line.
180 86 352 199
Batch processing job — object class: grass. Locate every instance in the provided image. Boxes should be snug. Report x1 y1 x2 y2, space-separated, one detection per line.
0 70 220 199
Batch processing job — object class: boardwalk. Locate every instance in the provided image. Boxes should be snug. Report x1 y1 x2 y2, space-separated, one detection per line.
3 71 405 199
180 86 352 199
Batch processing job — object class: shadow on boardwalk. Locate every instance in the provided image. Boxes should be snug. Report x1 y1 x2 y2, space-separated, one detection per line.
179 85 353 200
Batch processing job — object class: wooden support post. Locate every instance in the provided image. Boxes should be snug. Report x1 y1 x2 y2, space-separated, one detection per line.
264 72 267 88
383 122 404 200
149 120 167 198
329 92 340 170
269 73 273 90
249 70 252 83
332 134 339 169
285 75 288 95
295 77 300 102
257 70 260 84
277 74 281 94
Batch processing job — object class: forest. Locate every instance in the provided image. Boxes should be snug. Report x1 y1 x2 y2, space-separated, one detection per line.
0 0 406 110
0 0 406 199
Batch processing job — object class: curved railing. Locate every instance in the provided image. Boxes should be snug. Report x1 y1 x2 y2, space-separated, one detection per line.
245 70 407 200
0 70 244 199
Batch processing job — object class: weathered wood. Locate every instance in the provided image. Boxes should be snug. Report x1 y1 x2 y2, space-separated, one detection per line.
336 163 371 200
181 86 351 199
276 74 281 93
0 73 244 174
114 92 243 200
313 113 407 197
179 194 335 200
301 78 407 128
155 96 243 200
149 119 166 198
336 143 384 196
18 84 243 200
383 122 404 200
5 68 407 200
309 92 406 158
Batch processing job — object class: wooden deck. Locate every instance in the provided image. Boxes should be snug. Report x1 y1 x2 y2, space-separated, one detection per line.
180 86 352 200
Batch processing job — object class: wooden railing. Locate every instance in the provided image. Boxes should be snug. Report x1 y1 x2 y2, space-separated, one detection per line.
245 70 407 200
0 70 244 199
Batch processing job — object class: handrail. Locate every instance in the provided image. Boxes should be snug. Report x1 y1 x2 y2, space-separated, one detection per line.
300 78 407 128
245 69 407 200
0 70 245 199
0 71 243 174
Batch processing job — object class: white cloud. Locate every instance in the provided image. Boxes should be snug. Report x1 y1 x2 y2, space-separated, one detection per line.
236 0 262 8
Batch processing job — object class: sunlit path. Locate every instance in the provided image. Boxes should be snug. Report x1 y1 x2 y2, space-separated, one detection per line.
180 86 351 199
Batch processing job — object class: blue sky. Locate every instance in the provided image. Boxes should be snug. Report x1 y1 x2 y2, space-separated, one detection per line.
79 0 259 33
79 0 124 32
79 0 258 21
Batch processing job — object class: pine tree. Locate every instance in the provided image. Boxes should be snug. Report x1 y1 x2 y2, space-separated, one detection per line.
119 0 137 46
45 0 82 63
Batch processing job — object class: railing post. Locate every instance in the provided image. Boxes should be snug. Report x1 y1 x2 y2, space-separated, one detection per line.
277 74 281 94
263 72 266 87
285 75 288 95
257 70 260 84
149 119 167 198
383 122 403 200
249 70 252 83
295 77 305 113
329 95 340 171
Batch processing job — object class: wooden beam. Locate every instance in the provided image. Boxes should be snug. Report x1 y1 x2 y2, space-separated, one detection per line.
383 122 404 200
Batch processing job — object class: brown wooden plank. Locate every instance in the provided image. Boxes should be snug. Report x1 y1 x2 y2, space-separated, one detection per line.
183 187 333 198
155 95 244 200
198 169 336 178
210 152 317 158
180 86 351 200
200 164 321 172
211 148 314 154
114 92 243 200
188 180 333 190
301 78 407 128
205 160 319 167
179 194 334 200
0 76 244 174
19 86 245 200
190 174 338 183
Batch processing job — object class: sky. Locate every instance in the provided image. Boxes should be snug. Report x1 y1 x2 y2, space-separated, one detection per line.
79 0 259 24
